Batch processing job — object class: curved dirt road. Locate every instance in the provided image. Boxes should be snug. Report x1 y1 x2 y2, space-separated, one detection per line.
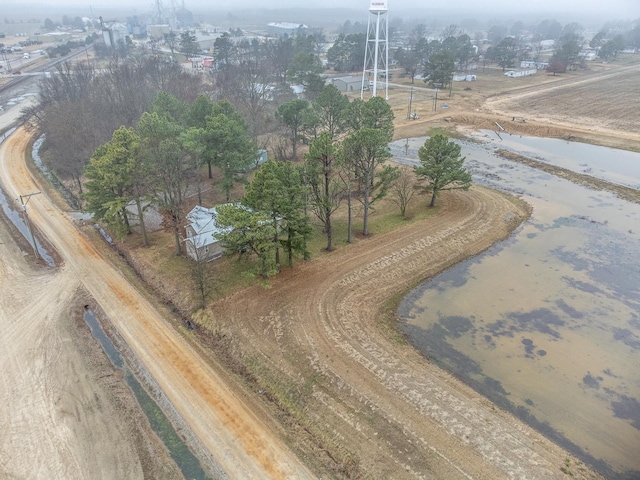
211 190 602 477
0 127 314 479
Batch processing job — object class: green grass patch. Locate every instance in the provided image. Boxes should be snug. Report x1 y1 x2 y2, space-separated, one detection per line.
305 196 437 256
124 371 211 480
426 126 470 141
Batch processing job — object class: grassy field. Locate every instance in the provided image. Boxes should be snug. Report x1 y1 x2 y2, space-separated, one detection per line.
486 66 640 133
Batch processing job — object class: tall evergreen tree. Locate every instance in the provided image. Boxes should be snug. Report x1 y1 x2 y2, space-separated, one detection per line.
414 134 472 207
202 101 255 200
276 99 310 160
244 160 310 268
84 126 144 241
341 96 397 237
312 84 349 140
342 128 398 236
215 204 278 278
137 111 188 255
305 132 343 251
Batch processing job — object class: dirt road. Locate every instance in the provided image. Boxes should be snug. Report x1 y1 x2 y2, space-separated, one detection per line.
207 190 601 477
0 193 184 476
0 127 314 479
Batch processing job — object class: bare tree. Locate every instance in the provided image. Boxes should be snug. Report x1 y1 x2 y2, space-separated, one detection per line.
391 166 417 219
214 60 277 143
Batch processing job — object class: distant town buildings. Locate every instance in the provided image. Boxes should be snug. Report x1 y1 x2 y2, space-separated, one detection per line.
267 22 308 38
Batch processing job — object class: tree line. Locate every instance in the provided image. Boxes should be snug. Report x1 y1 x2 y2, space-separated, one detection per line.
359 17 640 86
20 30 473 290
207 90 471 280
83 92 255 253
81 84 471 283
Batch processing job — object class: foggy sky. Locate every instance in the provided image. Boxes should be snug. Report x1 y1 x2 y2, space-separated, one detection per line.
11 0 640 22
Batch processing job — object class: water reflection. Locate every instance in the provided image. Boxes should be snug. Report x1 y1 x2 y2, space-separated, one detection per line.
395 137 640 478
0 130 55 266
83 309 211 480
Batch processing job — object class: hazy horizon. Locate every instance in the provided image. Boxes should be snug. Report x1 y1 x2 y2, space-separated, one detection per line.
3 0 639 30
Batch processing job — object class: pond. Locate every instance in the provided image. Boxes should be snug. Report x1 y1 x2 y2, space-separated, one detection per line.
394 135 640 478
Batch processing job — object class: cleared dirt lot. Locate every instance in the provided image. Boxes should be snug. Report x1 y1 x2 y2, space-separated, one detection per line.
0 205 182 479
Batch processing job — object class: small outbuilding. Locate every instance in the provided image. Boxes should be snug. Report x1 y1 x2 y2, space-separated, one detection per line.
332 76 367 92
184 205 225 262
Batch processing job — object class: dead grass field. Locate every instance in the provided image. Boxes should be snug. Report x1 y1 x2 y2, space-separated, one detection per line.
486 65 640 133
364 57 640 150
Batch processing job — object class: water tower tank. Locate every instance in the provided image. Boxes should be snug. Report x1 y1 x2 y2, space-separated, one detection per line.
369 0 387 11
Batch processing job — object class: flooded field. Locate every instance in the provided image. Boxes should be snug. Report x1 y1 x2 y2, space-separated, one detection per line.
394 136 640 478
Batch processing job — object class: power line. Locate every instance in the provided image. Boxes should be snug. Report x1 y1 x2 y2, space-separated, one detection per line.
18 191 41 260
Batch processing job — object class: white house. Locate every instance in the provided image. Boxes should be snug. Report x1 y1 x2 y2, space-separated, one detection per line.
520 60 548 69
184 205 225 262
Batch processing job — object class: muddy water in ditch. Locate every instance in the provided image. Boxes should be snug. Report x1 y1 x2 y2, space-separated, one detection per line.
83 309 211 480
395 136 640 478
0 129 55 266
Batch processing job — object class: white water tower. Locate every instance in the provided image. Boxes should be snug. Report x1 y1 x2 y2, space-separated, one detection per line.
361 0 389 100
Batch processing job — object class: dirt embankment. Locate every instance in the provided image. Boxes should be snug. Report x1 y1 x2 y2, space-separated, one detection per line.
0 211 182 480
188 186 599 479
495 149 640 205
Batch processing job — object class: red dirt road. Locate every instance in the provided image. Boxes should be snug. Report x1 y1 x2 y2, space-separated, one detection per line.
0 127 314 479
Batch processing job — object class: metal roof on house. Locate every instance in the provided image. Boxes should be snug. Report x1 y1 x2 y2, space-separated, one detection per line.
185 205 222 248
186 205 217 234
334 76 364 84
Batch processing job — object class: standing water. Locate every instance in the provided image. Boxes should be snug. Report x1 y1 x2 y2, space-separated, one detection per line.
0 129 55 266
83 308 212 480
395 136 640 478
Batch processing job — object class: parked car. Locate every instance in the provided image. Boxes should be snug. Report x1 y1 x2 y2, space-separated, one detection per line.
12 70 21 75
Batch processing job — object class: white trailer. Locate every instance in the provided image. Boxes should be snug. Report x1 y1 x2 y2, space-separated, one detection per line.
504 69 537 78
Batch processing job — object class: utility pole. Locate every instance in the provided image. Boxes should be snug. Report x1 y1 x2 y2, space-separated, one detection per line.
18 192 41 260
406 86 413 120
2 50 12 75
432 82 443 112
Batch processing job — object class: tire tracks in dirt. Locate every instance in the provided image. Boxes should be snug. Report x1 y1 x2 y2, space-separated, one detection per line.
212 187 602 478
